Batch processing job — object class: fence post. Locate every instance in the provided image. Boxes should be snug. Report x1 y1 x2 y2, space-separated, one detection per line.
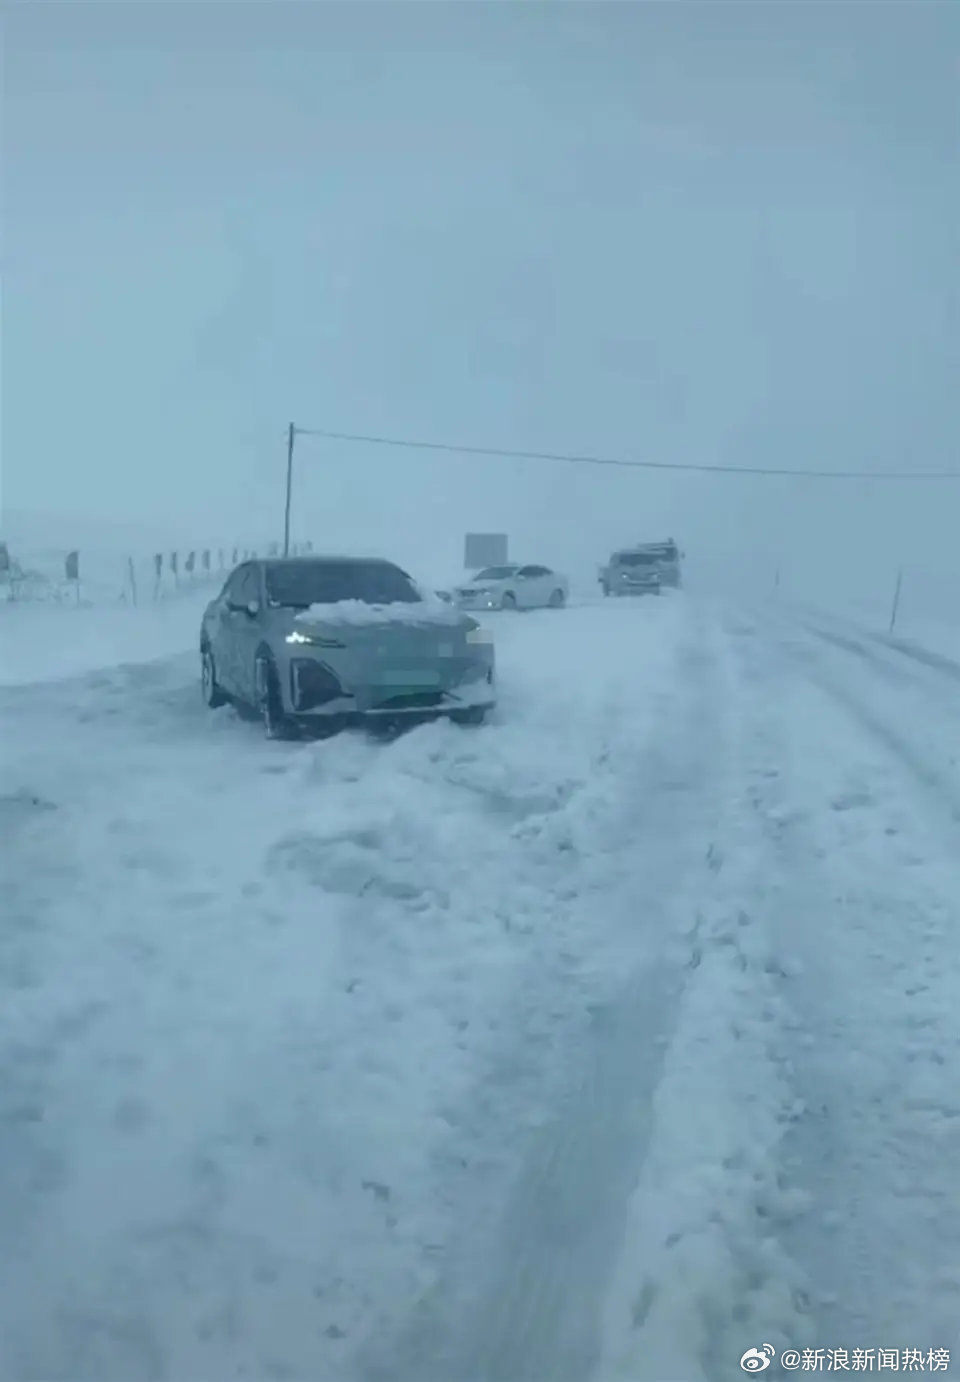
889 566 903 633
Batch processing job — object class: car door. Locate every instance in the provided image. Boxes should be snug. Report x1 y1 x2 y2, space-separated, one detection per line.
216 564 258 696
533 565 560 603
228 564 266 704
208 567 246 694
514 565 541 608
517 564 548 607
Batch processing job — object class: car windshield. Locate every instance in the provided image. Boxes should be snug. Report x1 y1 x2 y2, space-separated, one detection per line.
617 552 657 567
264 559 422 609
474 566 517 580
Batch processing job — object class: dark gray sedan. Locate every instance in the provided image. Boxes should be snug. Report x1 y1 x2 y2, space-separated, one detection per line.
200 556 496 738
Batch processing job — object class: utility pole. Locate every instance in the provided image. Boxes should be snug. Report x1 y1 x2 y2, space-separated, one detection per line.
283 422 296 557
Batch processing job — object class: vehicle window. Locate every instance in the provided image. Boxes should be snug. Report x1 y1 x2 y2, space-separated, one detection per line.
264 559 422 609
617 552 656 567
475 566 517 580
222 566 250 602
225 566 255 604
236 566 261 603
519 565 547 576
219 571 241 602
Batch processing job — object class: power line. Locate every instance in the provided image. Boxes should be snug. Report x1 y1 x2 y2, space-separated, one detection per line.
293 426 960 481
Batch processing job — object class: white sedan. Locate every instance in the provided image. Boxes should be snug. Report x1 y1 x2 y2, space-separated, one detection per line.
453 563 569 612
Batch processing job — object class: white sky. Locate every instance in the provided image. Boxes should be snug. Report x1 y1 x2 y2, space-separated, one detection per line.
2 1 958 584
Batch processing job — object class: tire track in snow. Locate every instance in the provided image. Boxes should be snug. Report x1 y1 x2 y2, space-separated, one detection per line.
782 604 960 685
869 632 960 682
769 613 960 825
595 609 820 1382
794 612 960 714
361 606 801 1382
725 609 960 1355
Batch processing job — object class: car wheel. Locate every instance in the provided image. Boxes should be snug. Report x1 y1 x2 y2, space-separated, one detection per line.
255 652 296 740
201 645 228 708
548 588 566 608
451 706 488 726
601 582 610 597
500 592 517 610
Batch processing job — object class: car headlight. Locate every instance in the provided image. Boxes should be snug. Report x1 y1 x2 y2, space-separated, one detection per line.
285 630 346 648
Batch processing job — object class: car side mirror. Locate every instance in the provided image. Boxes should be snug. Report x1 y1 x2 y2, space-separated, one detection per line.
227 598 260 617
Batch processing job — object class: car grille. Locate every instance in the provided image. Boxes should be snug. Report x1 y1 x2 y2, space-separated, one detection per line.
373 690 445 711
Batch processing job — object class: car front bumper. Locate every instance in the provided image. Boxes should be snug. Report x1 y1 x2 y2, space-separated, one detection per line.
455 593 499 611
614 582 660 594
286 655 496 718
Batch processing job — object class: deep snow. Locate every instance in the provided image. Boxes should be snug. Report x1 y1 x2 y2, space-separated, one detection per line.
2 588 959 1381
0 589 217 686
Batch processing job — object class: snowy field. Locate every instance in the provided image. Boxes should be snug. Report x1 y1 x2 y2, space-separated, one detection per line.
2 589 960 1381
0 590 218 686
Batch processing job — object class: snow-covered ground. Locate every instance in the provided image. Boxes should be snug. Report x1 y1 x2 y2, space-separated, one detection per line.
0 590 217 686
2 587 959 1381
779 598 960 673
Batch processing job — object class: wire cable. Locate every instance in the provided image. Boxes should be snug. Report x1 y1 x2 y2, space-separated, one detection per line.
291 427 960 481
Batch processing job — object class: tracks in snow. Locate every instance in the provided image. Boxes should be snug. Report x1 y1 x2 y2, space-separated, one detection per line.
6 600 960 1380
358 609 732 1382
363 597 960 1382
364 607 826 1382
769 608 960 824
721 604 960 1357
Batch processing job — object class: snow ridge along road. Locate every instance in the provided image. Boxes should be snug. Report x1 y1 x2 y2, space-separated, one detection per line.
2 594 959 1380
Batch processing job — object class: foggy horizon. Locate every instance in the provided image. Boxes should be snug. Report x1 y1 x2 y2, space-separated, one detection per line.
3 1 958 587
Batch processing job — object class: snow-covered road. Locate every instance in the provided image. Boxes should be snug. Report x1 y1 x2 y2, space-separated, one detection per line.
2 595 959 1381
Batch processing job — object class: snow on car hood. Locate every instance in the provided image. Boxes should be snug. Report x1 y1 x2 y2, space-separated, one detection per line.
293 599 467 627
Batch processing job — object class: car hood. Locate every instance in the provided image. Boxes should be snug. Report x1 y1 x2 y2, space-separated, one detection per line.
291 599 475 634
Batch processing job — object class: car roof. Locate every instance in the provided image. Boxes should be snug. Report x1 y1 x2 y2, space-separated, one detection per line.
261 554 400 567
614 544 675 555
